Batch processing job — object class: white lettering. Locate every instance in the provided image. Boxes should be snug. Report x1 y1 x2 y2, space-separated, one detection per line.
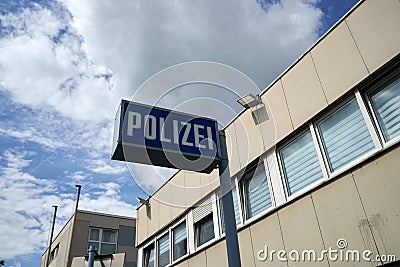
206 126 214 150
144 115 157 140
277 250 287 262
257 246 268 261
193 124 205 148
181 122 193 146
362 250 372 262
289 250 299 261
173 120 179 144
127 111 141 136
159 118 171 143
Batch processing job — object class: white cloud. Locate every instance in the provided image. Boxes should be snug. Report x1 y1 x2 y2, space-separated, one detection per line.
86 158 127 175
0 127 66 149
0 0 322 124
0 6 120 123
61 0 322 92
127 163 177 192
0 149 135 259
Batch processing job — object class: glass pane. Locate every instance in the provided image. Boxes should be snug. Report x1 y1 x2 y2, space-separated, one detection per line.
88 241 99 252
100 243 116 254
173 222 187 261
89 228 100 241
280 131 324 195
197 214 215 246
144 245 155 267
318 99 375 172
370 75 400 141
220 183 241 233
244 167 272 218
102 229 117 243
158 234 170 267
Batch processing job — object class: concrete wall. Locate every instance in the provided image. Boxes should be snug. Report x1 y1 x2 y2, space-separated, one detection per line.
41 211 137 267
70 253 126 267
42 216 75 267
173 146 400 267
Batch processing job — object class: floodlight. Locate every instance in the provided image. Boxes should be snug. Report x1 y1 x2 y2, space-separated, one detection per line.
237 93 262 109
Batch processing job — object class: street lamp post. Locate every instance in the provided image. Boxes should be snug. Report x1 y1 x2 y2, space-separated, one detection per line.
218 131 242 267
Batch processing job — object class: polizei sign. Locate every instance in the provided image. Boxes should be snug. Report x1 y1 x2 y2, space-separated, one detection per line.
112 100 221 173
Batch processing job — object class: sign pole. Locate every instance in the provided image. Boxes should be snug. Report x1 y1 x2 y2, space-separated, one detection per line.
218 130 242 267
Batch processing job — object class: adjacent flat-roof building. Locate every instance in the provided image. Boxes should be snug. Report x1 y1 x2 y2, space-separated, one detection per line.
40 210 137 267
135 0 400 266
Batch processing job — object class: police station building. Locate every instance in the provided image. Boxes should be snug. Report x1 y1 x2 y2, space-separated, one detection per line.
134 0 400 266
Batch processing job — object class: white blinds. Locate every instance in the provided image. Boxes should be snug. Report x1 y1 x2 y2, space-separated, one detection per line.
231 185 241 224
173 222 187 244
370 75 400 141
158 234 169 267
318 98 375 172
192 197 212 224
244 168 271 218
220 183 241 231
280 131 323 195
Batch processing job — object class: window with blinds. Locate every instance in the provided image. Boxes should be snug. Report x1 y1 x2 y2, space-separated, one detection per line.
280 130 323 195
369 74 400 142
243 164 272 219
317 98 375 172
157 233 169 267
219 182 241 233
172 221 187 261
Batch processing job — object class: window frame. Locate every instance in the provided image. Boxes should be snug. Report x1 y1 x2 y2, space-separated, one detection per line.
363 70 400 148
49 243 59 263
142 241 155 267
277 126 327 200
194 213 215 248
171 218 188 263
156 229 171 267
217 178 244 236
88 227 118 255
239 159 274 224
189 193 219 251
314 94 381 178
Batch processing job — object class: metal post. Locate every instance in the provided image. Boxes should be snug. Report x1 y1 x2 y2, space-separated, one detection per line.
75 185 82 213
46 205 58 267
218 131 242 267
88 246 96 267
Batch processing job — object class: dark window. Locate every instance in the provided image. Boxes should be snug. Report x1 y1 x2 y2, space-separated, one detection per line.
195 214 215 247
173 221 187 261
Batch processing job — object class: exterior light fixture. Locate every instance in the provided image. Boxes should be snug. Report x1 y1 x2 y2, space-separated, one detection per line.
237 93 262 109
137 197 150 207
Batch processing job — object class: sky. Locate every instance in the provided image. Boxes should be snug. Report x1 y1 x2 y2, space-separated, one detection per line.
0 0 359 266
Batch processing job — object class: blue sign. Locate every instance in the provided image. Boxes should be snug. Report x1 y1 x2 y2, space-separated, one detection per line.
112 100 221 173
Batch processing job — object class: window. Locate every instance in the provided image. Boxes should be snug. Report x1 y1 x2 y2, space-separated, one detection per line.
317 98 375 172
219 182 241 233
172 221 187 261
143 243 155 267
157 233 170 267
88 228 117 255
242 163 272 219
49 244 59 263
280 130 324 195
368 74 400 142
195 214 215 247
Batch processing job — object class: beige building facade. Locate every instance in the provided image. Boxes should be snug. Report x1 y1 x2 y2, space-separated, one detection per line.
40 210 137 267
135 0 400 266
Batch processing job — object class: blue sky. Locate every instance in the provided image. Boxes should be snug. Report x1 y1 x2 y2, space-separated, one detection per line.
0 0 359 266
